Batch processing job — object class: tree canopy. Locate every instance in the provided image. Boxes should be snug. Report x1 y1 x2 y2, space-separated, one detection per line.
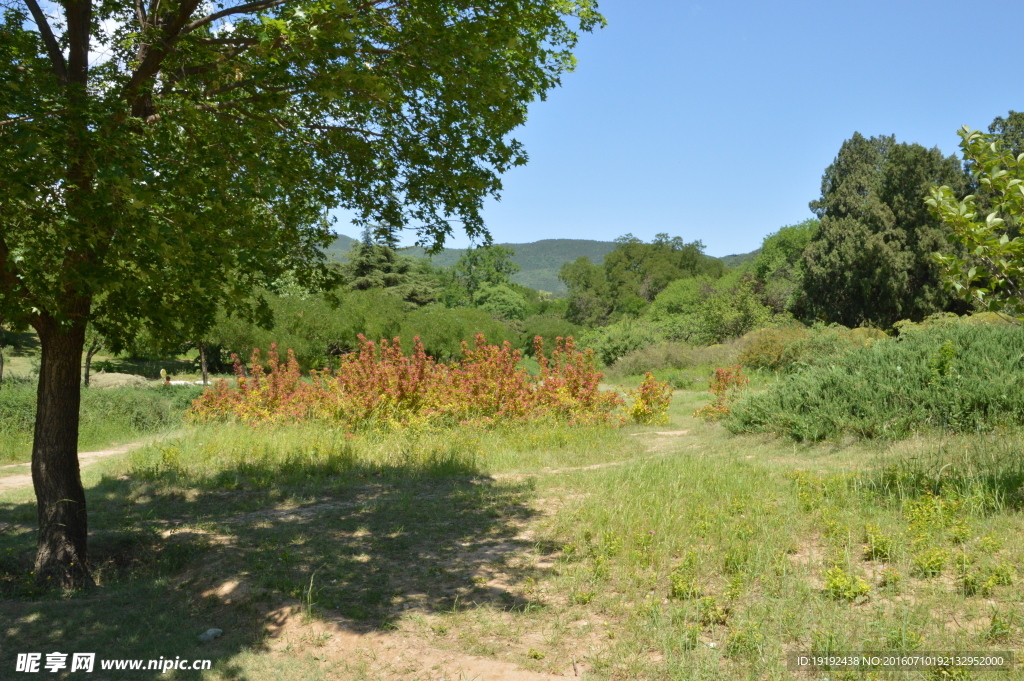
559 233 723 326
927 126 1024 319
802 133 971 328
0 0 603 587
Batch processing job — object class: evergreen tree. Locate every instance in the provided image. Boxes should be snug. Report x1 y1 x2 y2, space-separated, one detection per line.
802 133 971 327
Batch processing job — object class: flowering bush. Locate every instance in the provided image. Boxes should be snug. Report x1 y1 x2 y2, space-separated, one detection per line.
693 365 748 421
190 335 631 429
627 373 672 425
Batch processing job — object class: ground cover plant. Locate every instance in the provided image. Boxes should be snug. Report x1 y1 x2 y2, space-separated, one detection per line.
726 322 1024 441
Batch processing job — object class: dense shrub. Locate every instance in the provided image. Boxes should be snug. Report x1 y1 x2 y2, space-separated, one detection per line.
397 306 516 363
727 324 1024 441
737 324 887 371
518 315 583 356
606 341 741 378
627 373 673 425
191 335 633 428
648 270 780 346
581 319 662 367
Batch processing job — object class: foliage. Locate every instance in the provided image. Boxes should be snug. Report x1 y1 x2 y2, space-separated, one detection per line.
988 110 1024 157
751 219 818 315
559 234 723 325
190 335 624 428
693 366 748 421
581 319 662 367
926 126 1024 318
737 324 886 372
475 284 529 321
398 307 517 363
648 270 778 346
0 384 203 463
823 566 870 601
802 133 971 328
340 242 436 307
452 245 521 302
727 323 1024 441
626 373 672 425
518 315 583 357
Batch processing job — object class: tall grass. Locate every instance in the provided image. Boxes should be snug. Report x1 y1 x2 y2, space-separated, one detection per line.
0 383 203 463
727 324 1024 441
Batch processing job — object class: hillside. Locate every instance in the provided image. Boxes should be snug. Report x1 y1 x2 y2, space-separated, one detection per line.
326 235 757 293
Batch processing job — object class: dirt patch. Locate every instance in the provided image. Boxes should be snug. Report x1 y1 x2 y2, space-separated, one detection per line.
263 604 575 680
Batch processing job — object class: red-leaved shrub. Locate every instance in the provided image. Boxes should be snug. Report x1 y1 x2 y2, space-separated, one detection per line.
190 335 627 428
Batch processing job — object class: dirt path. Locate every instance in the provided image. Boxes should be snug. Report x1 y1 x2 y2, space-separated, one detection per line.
0 440 153 494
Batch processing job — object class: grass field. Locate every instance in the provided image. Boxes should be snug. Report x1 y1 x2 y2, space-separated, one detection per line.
2 377 1022 680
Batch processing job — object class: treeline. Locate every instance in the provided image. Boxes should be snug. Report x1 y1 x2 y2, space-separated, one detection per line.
565 111 1024 366
91 111 1024 375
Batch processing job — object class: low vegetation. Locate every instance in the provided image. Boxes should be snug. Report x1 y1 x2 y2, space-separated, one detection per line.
0 381 202 464
727 322 1024 441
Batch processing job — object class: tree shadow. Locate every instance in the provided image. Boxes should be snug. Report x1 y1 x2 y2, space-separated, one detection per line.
92 357 198 379
0 456 551 679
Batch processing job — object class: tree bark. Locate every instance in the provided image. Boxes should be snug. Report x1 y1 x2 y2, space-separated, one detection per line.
31 316 93 589
83 338 102 388
199 341 208 385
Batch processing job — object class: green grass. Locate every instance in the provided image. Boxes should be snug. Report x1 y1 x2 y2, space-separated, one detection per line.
1 380 1021 679
0 383 204 464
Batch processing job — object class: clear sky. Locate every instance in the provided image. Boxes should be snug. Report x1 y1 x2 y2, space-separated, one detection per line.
334 0 1024 257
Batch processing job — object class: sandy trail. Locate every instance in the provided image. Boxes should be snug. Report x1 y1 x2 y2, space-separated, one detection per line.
0 441 151 494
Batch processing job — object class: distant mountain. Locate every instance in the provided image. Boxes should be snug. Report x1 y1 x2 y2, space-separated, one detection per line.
325 233 357 258
326 234 758 293
720 249 760 268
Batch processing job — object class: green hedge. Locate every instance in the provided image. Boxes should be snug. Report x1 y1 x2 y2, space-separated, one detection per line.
0 384 204 463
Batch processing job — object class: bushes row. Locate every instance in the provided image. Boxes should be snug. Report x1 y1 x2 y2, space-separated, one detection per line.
192 336 672 429
0 384 204 462
206 290 583 370
726 324 1024 441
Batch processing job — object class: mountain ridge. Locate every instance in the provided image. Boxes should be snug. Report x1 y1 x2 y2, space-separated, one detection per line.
327 234 757 293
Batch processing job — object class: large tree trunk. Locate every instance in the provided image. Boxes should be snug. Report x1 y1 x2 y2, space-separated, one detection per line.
31 316 93 589
0 343 5 387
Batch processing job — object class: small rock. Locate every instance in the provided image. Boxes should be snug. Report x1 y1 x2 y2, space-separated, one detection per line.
197 628 223 643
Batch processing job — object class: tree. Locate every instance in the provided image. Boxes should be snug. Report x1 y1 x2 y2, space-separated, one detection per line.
1 0 603 588
81 324 104 388
802 133 971 328
451 244 521 301
989 111 1024 158
926 126 1024 319
751 219 818 315
475 283 528 321
342 241 436 307
559 234 723 326
559 256 611 326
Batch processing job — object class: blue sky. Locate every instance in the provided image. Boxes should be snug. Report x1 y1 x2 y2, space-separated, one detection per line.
335 0 1024 257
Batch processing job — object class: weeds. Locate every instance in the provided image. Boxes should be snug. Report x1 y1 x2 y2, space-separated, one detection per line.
191 335 639 428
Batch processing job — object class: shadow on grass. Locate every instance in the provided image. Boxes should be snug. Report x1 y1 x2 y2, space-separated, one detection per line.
0 456 547 679
92 357 198 379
